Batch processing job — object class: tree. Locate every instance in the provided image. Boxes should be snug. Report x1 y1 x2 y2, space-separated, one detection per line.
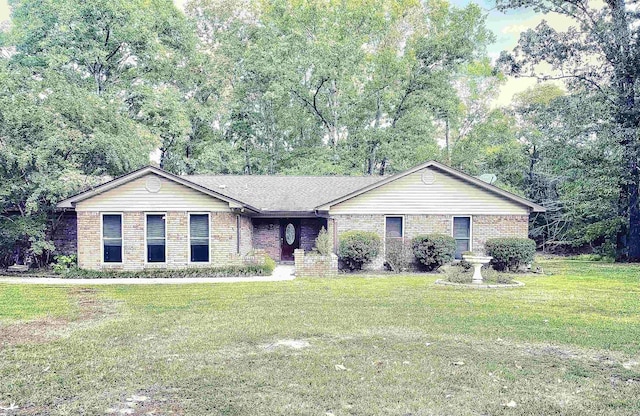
188 0 495 175
496 0 640 260
0 63 154 266
511 84 621 255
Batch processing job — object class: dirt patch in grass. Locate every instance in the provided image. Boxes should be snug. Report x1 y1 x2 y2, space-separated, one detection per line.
104 389 185 416
261 339 311 351
0 287 114 348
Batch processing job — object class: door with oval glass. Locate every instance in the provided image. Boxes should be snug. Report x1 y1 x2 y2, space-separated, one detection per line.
280 219 301 261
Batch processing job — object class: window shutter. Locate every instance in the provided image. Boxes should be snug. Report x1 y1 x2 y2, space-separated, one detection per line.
103 215 122 241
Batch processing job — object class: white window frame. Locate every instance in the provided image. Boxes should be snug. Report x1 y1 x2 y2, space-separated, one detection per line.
101 212 124 264
382 214 407 255
188 212 211 264
452 215 473 257
145 212 167 264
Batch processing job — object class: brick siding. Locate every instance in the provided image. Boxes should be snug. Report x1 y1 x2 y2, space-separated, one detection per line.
332 214 529 270
52 211 77 256
252 219 280 261
300 218 328 251
294 249 338 277
77 211 249 270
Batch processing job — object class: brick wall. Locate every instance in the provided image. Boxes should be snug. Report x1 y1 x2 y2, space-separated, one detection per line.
52 211 77 256
252 219 280 261
239 215 253 255
294 249 338 278
77 211 101 270
77 211 249 270
300 218 327 251
472 215 529 254
332 214 385 269
332 214 529 270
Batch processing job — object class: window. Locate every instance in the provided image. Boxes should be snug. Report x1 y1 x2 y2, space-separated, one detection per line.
453 217 471 259
190 214 210 262
146 214 166 263
102 214 122 263
385 216 404 239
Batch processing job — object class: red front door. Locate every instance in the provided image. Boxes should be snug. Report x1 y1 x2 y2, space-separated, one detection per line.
280 219 300 261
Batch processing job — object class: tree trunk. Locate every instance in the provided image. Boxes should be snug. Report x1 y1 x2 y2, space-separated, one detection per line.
608 0 640 260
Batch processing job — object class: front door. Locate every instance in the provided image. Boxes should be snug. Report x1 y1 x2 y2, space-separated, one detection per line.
280 219 301 261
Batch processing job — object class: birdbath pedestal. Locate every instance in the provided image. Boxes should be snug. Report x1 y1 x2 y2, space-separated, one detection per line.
462 254 493 284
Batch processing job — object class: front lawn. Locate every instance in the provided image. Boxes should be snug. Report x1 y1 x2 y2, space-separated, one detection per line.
0 260 639 415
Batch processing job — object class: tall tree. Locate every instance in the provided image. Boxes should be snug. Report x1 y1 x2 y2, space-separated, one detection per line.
496 0 640 260
188 0 495 175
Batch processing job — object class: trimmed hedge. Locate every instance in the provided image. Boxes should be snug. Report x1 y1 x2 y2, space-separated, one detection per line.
338 231 381 270
412 234 456 271
56 260 276 279
484 238 536 272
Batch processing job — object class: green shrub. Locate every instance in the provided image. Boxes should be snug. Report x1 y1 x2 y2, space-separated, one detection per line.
262 254 277 274
59 263 274 279
443 264 514 284
443 264 472 283
485 238 536 272
385 238 414 273
52 254 77 274
313 227 333 256
338 231 381 270
411 234 456 271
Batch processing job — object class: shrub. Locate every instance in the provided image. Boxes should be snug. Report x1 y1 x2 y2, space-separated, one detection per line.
443 263 472 283
443 264 514 284
385 239 414 273
59 263 275 279
313 227 333 256
411 234 456 271
52 254 77 274
262 254 277 274
485 238 536 272
338 231 381 270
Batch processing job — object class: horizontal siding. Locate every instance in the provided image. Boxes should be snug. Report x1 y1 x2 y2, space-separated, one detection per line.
329 167 529 215
76 174 231 212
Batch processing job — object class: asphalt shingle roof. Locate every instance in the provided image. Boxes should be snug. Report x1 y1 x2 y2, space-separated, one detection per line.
186 175 384 213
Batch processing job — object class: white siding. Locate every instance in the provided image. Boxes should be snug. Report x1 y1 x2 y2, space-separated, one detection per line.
329 167 529 215
75 174 232 212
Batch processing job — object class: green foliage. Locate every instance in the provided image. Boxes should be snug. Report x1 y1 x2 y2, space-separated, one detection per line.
496 0 640 260
384 239 414 273
58 264 274 279
338 231 381 270
565 254 615 263
52 254 77 274
313 227 333 256
485 238 536 272
262 254 277 274
443 264 514 284
411 234 456 271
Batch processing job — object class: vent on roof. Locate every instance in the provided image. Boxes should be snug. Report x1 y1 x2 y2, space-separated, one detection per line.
219 184 227 189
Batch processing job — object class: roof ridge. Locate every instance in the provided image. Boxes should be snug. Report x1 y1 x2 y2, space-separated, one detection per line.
185 174 385 178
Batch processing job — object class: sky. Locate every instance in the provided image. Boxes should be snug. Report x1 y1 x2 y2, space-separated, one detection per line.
0 0 572 106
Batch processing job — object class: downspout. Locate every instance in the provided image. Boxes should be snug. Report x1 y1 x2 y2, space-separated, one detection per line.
236 214 241 254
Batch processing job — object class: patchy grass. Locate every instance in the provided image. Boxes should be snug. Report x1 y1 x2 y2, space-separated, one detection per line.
0 284 76 322
0 260 639 415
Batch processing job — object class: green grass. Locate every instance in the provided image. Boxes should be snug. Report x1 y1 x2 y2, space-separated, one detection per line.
0 284 77 322
0 260 639 415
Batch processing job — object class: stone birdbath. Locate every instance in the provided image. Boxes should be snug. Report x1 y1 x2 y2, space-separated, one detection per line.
462 253 493 284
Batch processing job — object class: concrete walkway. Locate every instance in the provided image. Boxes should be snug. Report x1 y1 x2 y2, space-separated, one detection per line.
0 265 295 285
